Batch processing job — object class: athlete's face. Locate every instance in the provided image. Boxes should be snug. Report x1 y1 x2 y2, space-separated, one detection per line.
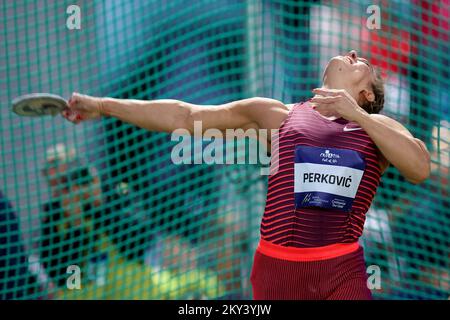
322 50 375 104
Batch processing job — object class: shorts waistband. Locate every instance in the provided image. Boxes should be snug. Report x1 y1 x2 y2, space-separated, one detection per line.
257 239 360 262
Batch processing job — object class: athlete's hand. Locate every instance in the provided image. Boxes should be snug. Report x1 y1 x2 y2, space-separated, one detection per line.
310 88 368 122
62 92 103 124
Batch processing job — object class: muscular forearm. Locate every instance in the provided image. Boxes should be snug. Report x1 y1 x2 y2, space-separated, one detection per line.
100 98 191 133
355 112 431 184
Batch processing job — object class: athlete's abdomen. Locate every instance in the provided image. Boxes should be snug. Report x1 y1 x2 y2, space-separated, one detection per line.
261 102 382 248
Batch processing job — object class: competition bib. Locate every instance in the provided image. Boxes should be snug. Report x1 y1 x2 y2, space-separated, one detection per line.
294 146 365 211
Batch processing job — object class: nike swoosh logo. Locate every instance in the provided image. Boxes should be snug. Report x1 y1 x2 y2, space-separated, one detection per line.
343 126 363 132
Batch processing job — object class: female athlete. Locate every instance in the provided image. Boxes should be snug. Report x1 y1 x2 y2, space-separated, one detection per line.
62 50 431 300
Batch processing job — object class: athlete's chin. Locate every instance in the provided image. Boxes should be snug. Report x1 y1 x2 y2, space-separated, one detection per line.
327 56 349 70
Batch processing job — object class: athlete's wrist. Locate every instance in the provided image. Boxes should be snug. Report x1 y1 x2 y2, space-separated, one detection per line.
98 97 110 116
96 98 106 116
351 107 370 125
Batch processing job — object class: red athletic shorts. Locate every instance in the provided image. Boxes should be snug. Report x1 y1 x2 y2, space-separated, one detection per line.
250 239 372 300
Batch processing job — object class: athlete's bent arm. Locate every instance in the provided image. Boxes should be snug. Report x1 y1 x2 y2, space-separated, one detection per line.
311 88 431 184
63 93 289 137
355 114 431 184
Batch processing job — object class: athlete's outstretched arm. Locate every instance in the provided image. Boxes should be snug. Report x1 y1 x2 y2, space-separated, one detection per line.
311 88 431 184
63 93 289 136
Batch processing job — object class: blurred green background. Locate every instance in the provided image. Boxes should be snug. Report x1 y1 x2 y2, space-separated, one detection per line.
0 0 448 299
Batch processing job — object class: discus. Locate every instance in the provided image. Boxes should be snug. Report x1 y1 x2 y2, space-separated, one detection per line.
12 93 68 117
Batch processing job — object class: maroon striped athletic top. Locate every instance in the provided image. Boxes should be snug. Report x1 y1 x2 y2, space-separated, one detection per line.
261 101 382 248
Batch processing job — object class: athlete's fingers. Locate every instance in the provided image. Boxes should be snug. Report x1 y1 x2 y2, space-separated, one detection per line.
312 88 342 96
68 92 79 108
62 109 73 119
69 92 87 112
74 113 83 123
311 96 336 102
65 109 82 123
312 105 335 115
73 113 83 124
68 111 77 122
310 96 340 104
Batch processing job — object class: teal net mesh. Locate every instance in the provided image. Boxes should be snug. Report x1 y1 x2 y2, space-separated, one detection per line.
0 0 449 299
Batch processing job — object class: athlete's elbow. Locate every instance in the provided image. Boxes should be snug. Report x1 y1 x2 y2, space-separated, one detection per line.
172 101 194 134
406 161 431 184
406 173 428 185
404 140 431 184
417 140 432 183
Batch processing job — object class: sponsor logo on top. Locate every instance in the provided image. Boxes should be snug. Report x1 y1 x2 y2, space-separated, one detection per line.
320 149 340 164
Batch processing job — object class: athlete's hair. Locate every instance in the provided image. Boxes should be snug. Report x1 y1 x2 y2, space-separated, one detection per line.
361 67 384 114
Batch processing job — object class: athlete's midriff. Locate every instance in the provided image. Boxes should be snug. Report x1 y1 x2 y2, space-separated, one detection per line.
260 101 382 250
